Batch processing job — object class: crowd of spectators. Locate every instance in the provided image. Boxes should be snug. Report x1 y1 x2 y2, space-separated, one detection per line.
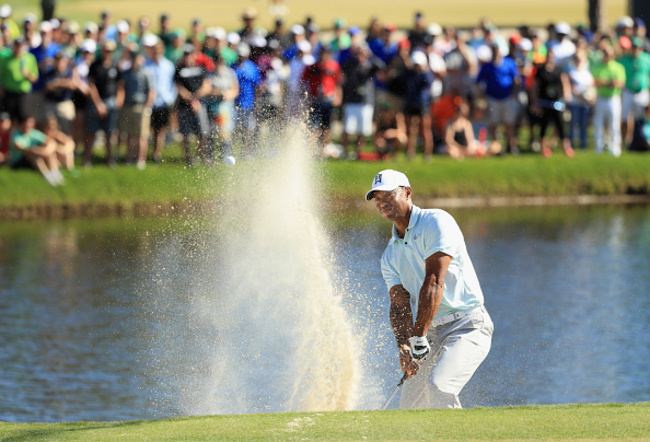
1 5 650 186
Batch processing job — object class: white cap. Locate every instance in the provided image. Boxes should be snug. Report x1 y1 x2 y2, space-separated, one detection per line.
555 22 571 35
365 169 411 201
237 42 250 58
290 24 305 35
249 34 267 48
427 23 442 36
302 54 316 65
142 33 159 47
39 21 53 33
617 16 634 29
80 38 97 53
518 38 533 51
50 18 60 29
24 13 37 24
476 44 493 62
0 4 11 18
116 20 130 34
226 32 241 45
84 21 98 33
411 50 428 66
206 26 226 40
297 39 311 53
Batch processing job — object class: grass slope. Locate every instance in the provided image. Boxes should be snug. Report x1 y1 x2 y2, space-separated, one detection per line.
1 403 648 441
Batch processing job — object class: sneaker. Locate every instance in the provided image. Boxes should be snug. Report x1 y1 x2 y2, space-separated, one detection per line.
542 146 553 158
43 171 59 187
564 146 575 158
53 170 65 185
136 160 146 170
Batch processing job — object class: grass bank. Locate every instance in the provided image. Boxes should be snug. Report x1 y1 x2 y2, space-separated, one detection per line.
2 149 650 219
1 403 648 441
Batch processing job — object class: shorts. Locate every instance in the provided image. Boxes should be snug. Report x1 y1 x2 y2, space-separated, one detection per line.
343 103 373 136
177 104 210 138
404 102 432 117
486 96 519 126
151 106 171 130
118 104 151 138
45 99 75 134
309 100 334 130
1 91 32 121
622 88 649 120
208 101 235 137
86 97 118 135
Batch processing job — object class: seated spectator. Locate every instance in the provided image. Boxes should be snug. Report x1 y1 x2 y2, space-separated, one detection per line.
9 115 64 186
444 96 479 159
40 116 77 173
471 99 501 156
373 102 406 158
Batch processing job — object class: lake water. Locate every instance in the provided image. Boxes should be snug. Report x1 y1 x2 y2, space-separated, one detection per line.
1 205 649 423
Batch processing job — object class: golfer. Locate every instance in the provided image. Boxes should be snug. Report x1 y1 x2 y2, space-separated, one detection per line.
366 169 493 409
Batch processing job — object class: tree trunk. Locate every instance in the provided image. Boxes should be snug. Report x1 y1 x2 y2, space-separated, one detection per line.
588 0 604 33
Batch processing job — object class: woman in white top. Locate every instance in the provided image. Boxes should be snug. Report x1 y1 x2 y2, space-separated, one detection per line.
567 49 595 150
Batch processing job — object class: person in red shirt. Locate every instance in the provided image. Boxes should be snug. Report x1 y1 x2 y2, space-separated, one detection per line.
301 46 342 148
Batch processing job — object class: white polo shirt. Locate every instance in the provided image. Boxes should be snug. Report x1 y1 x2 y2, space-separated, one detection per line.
380 205 484 319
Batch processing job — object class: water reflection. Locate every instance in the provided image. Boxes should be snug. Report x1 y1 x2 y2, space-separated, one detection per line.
0 206 648 422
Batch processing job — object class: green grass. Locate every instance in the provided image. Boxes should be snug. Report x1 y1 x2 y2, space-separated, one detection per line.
3 0 627 32
1 403 648 441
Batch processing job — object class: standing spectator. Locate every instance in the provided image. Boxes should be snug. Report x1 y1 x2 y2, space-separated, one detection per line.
444 31 477 100
475 43 521 154
267 18 291 50
44 51 78 135
407 12 428 52
23 14 39 49
566 50 595 150
85 40 122 167
174 43 211 165
0 111 11 164
71 38 94 151
530 48 574 157
591 45 626 157
254 36 285 148
165 29 186 66
617 37 650 145
632 18 650 54
329 18 351 60
205 50 238 164
0 38 39 121
232 43 261 156
118 51 155 169
158 13 173 49
143 34 177 163
238 8 257 44
403 51 434 160
547 22 576 69
285 39 311 119
340 43 379 159
30 20 60 125
0 4 20 41
301 45 342 148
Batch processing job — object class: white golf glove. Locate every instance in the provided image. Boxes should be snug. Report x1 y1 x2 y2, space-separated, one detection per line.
408 336 430 361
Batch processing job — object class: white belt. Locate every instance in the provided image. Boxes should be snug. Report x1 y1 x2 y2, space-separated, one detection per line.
430 306 482 328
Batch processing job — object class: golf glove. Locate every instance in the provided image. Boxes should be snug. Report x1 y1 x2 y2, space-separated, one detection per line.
408 336 430 361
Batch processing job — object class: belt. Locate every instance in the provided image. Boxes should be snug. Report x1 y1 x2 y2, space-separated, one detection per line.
430 306 482 328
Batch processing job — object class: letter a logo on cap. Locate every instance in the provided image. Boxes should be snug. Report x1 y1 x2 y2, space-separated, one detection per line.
374 173 383 185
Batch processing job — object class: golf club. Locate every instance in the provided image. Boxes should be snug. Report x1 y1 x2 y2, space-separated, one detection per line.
381 372 409 410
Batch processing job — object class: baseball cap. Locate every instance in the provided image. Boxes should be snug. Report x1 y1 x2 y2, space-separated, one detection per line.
365 169 411 201
427 23 442 36
236 42 250 58
142 33 159 47
617 16 634 29
102 40 117 51
226 32 241 45
0 4 11 19
411 50 428 66
634 17 646 28
39 21 53 33
297 40 311 53
290 24 305 35
116 20 129 34
555 22 571 35
80 38 97 53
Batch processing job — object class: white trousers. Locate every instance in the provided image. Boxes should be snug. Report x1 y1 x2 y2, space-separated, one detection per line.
400 306 494 409
593 96 622 157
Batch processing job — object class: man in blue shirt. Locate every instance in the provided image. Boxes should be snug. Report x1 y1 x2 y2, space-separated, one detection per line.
366 169 493 409
29 20 60 124
233 43 261 156
476 44 521 154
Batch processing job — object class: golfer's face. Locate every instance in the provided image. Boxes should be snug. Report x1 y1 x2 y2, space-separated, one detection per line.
373 187 410 221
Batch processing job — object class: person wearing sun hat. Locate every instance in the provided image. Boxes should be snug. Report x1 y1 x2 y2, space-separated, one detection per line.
366 169 493 409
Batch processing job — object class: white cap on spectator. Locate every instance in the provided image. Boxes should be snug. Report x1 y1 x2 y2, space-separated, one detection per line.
237 42 250 58
290 24 305 35
249 34 267 48
226 32 241 45
39 21 53 33
67 21 80 34
411 50 428 66
116 20 129 34
302 54 316 66
80 38 97 53
427 23 442 36
142 33 159 47
519 38 533 52
476 44 493 62
84 21 98 33
617 16 634 29
0 4 11 18
24 13 37 24
50 18 60 29
297 39 311 53
555 22 571 35
205 27 224 40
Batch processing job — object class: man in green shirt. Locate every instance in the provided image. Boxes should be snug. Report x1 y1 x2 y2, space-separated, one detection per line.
591 45 626 157
0 38 39 120
10 115 64 186
617 37 650 144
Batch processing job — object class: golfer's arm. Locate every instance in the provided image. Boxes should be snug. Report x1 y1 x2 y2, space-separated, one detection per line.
413 252 451 336
389 285 414 348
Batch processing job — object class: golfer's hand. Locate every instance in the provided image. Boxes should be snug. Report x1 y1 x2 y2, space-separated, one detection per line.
408 336 431 362
399 345 419 378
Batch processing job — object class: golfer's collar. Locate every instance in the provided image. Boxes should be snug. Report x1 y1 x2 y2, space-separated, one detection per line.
391 205 421 241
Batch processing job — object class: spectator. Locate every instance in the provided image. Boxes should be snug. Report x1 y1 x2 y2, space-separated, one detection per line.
530 48 574 157
30 20 60 124
566 50 595 150
143 34 176 163
174 43 211 165
267 18 290 50
205 50 238 164
23 14 39 49
444 96 479 159
253 36 285 147
0 111 10 164
0 37 39 121
0 4 20 41
9 115 64 186
407 12 428 52
403 51 434 160
329 18 350 60
628 103 650 151
85 40 122 167
165 28 185 66
444 31 478 100
373 101 407 158
475 43 521 154
618 37 650 145
547 22 576 69
44 51 78 135
238 8 257 44
591 45 626 157
71 38 94 151
187 18 203 48
118 50 155 169
40 115 76 173
232 43 261 156
158 13 173 48
285 39 311 119
301 45 342 148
